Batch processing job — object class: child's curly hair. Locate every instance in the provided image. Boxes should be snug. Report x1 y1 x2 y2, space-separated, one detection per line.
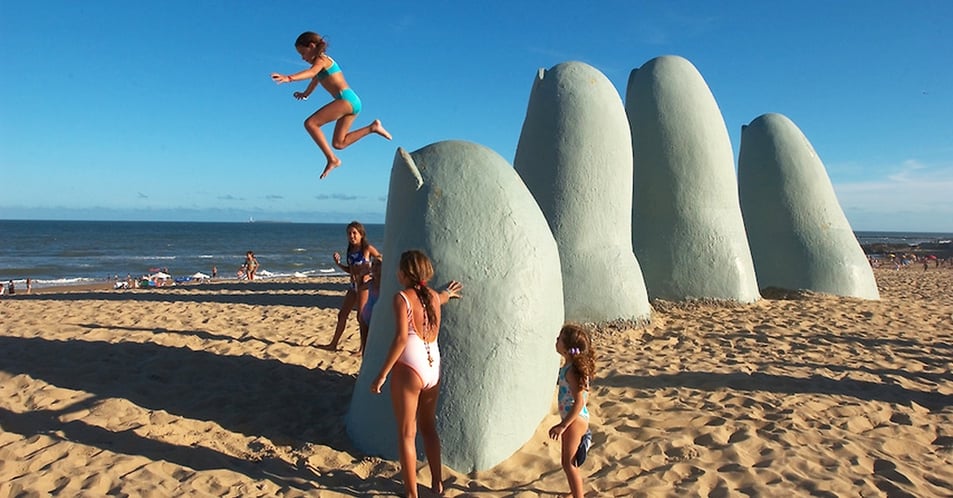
561 323 595 389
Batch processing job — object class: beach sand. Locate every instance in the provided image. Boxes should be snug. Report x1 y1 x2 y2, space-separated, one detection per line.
1 269 951 497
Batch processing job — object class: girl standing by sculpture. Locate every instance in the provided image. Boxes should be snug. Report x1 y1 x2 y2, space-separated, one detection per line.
358 256 383 356
328 221 382 352
548 323 596 498
371 250 462 498
271 31 392 179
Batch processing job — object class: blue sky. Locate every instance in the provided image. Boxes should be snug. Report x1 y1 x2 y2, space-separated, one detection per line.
2 1 951 232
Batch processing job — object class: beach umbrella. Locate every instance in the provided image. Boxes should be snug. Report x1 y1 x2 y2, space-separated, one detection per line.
191 272 210 279
151 272 171 279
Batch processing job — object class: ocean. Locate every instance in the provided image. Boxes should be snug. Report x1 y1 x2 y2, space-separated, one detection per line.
0 220 385 289
1 220 950 289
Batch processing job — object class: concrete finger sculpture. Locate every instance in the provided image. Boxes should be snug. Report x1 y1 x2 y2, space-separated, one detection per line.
347 141 564 472
738 113 879 299
625 55 760 303
514 61 651 324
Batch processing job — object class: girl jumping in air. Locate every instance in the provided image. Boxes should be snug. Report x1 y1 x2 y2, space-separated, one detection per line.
271 31 392 179
549 323 596 498
371 250 463 498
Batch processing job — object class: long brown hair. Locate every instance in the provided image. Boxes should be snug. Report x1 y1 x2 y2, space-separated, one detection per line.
399 250 436 330
294 31 328 55
560 323 596 389
345 221 368 252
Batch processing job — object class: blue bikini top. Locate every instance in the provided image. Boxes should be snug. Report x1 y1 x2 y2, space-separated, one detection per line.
317 57 341 80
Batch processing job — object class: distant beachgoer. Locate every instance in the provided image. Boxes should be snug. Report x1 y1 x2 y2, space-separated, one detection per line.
0 282 5 296
327 221 381 351
549 323 596 498
7 280 15 295
370 250 463 498
271 31 392 179
212 266 218 278
245 251 260 281
358 256 383 356
26 278 32 294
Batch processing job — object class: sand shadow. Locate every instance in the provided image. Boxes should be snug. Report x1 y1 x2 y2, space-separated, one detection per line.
600 371 953 411
16 284 345 308
0 335 409 493
0 404 332 493
70 323 324 349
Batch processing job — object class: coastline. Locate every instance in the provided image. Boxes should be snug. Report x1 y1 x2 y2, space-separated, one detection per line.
2 267 951 496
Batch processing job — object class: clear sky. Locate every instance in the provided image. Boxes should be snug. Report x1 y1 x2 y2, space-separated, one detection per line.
2 1 951 232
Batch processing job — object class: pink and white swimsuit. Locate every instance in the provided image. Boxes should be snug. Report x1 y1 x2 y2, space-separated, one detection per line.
396 291 441 390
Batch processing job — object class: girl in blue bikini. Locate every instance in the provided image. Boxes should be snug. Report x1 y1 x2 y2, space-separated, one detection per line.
549 323 596 498
271 31 392 179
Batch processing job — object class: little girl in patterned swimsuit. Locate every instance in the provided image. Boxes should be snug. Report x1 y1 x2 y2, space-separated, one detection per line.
271 31 392 179
371 250 462 498
549 323 596 498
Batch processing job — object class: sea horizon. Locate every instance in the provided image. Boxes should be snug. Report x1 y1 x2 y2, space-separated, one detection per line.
1 219 950 290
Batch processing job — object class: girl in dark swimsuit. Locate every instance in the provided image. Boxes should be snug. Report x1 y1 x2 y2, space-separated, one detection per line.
328 221 382 352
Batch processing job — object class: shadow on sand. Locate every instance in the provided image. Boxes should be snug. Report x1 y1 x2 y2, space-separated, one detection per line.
600 371 953 411
0 335 402 495
17 280 348 309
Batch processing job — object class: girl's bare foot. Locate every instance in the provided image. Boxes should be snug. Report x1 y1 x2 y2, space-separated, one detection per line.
432 479 444 496
320 157 342 179
371 119 392 140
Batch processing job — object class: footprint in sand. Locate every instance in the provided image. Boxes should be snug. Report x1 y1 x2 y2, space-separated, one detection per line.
664 445 699 462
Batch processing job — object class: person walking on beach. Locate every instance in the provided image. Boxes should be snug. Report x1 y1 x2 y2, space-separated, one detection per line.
271 31 392 179
327 221 381 351
245 251 260 281
549 323 596 498
371 250 463 498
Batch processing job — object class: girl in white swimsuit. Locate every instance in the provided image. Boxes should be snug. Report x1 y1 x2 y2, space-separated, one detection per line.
371 250 462 498
395 291 441 389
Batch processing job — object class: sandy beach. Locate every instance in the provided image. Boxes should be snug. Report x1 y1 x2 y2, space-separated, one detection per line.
1 268 951 497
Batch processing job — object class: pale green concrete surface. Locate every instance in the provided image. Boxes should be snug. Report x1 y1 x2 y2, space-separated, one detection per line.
514 61 651 323
625 55 760 303
739 113 879 299
347 141 564 472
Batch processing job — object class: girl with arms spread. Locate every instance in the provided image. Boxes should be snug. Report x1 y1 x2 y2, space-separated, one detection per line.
271 31 392 179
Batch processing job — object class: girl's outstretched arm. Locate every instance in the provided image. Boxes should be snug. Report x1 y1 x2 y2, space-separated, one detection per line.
438 281 463 305
271 55 329 84
294 77 319 100
548 368 587 440
371 293 411 393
